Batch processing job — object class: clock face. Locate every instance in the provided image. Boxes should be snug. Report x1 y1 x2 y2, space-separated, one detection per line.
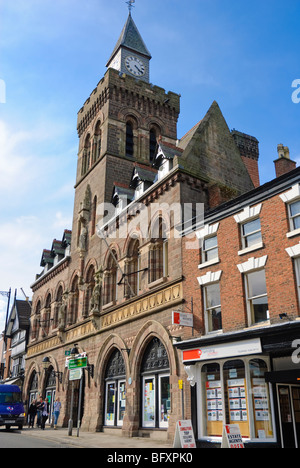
125 56 146 77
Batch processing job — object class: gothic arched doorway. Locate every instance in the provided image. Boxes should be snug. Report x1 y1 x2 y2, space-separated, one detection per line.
104 349 126 427
141 337 170 429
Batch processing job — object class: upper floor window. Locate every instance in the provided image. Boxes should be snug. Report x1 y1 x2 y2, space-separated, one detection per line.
241 218 262 250
149 128 157 162
245 269 269 325
202 235 218 263
82 134 91 176
203 282 222 333
126 122 134 157
288 200 300 231
234 204 263 255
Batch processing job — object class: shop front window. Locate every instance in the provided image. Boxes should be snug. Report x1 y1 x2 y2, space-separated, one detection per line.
104 349 126 427
249 359 274 439
202 363 222 437
224 360 249 438
199 357 274 443
141 338 170 429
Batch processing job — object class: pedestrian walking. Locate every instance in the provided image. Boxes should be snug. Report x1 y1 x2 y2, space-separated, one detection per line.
36 396 44 428
41 398 49 430
28 399 37 428
53 398 61 429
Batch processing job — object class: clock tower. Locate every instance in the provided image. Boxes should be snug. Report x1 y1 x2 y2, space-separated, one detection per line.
106 12 152 83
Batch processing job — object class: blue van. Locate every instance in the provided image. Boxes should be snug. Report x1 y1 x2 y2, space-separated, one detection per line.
0 385 25 430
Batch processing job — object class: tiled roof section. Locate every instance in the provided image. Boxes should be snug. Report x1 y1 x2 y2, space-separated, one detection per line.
107 13 152 66
112 183 135 204
51 239 65 257
40 249 54 267
62 229 72 247
15 300 31 330
130 164 157 188
154 141 183 167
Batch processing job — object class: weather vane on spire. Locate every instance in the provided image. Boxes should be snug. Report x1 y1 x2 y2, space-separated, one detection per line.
126 0 135 14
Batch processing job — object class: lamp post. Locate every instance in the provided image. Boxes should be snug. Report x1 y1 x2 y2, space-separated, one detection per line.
68 344 79 436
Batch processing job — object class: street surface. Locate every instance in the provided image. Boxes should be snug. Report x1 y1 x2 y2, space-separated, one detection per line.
0 429 74 448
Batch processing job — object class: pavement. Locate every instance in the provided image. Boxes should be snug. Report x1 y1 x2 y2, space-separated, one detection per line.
21 426 173 449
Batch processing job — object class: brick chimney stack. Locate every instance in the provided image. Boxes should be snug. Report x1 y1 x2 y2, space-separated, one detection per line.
274 144 296 177
231 130 260 188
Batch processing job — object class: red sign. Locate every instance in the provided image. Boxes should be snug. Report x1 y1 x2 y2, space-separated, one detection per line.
182 349 202 362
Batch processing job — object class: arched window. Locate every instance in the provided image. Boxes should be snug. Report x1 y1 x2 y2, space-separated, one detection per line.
82 134 91 175
42 293 52 337
149 128 157 162
68 276 79 325
93 121 101 164
91 195 97 236
104 349 126 427
141 338 170 429
84 265 95 317
126 121 134 157
53 286 63 329
149 217 168 283
125 239 140 298
104 251 118 306
31 300 41 340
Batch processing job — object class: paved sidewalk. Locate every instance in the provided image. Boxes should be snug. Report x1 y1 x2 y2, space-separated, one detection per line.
22 427 173 449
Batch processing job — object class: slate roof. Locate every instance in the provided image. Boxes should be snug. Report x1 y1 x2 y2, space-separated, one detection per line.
112 183 135 205
153 141 183 168
107 13 152 66
130 164 157 189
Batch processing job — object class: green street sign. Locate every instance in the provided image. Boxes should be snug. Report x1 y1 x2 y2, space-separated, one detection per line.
68 356 88 370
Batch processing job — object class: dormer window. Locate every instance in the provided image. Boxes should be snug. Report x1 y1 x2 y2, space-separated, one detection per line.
135 181 144 200
158 159 173 181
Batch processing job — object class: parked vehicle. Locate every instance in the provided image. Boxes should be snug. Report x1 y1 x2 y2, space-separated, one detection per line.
0 385 25 430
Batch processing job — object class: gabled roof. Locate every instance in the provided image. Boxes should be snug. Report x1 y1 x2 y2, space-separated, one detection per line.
107 13 152 66
40 249 53 267
130 164 157 189
153 141 183 168
112 182 135 206
6 299 31 337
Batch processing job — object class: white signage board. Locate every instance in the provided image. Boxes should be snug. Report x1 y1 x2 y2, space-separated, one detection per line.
69 368 83 381
221 424 244 449
173 420 196 449
182 338 262 363
172 311 194 328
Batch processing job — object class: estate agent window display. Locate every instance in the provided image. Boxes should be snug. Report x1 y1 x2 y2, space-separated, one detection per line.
197 357 275 443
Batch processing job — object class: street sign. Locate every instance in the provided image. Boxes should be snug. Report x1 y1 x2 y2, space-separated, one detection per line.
172 311 193 328
221 424 244 449
68 356 88 370
173 420 196 449
69 368 83 381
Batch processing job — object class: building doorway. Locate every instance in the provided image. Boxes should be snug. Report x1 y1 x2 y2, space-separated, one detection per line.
104 349 126 427
277 385 300 448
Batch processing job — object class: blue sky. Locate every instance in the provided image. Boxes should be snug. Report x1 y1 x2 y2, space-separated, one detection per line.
0 0 299 330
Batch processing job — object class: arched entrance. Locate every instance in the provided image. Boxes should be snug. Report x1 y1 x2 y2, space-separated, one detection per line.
104 349 126 427
28 371 39 407
141 337 170 429
44 366 57 424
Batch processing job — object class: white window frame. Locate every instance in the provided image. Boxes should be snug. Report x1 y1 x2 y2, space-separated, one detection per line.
203 282 222 334
244 269 269 326
105 381 116 426
280 184 300 238
195 356 276 444
142 375 156 428
197 223 220 269
234 204 263 255
158 373 170 428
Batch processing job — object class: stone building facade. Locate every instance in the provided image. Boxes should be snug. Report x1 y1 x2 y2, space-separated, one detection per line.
24 12 258 441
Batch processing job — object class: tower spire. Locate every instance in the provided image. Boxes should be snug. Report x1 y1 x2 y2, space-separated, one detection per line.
126 0 135 15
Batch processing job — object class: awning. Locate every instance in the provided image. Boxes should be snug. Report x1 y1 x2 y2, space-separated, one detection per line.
265 369 300 384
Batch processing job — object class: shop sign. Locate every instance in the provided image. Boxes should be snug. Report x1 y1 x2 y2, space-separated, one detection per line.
173 420 196 449
69 368 83 381
172 311 193 328
68 356 88 370
221 424 244 448
182 338 262 363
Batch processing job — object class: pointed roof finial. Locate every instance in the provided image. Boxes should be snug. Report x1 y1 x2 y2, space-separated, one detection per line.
126 0 135 15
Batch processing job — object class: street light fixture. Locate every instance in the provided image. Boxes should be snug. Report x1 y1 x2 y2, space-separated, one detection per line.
42 356 63 384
